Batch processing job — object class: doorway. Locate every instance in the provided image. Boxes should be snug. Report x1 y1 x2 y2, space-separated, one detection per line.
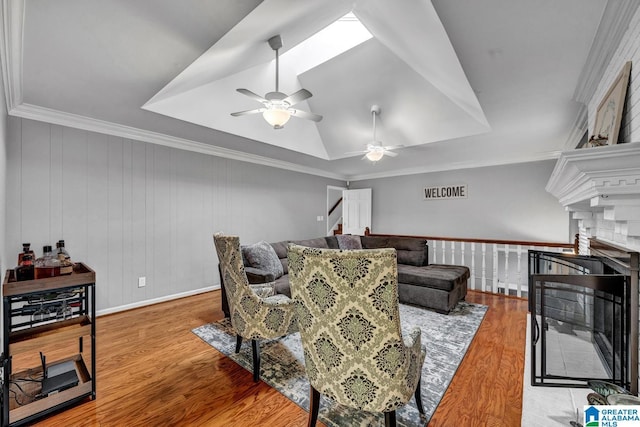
326 185 346 236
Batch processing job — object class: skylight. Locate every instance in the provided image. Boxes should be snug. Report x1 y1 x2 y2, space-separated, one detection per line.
282 12 373 75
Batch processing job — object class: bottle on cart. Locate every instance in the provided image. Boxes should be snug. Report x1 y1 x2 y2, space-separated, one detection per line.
56 240 73 275
15 253 35 281
34 245 61 279
18 242 36 265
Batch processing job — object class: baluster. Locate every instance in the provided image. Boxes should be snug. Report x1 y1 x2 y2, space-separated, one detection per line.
441 240 446 264
481 243 487 292
460 241 465 270
451 241 456 264
504 244 510 296
432 240 438 264
470 242 476 291
492 244 498 294
516 245 522 297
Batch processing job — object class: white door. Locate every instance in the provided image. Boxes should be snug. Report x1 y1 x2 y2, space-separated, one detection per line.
342 188 372 235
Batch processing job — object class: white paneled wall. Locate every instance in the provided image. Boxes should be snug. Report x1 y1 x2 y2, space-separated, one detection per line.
588 5 640 144
4 117 341 313
585 4 640 393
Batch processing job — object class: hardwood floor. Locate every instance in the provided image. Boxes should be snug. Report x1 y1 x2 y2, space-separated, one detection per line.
30 289 528 426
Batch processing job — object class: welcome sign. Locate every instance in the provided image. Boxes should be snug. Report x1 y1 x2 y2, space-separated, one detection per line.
423 184 467 200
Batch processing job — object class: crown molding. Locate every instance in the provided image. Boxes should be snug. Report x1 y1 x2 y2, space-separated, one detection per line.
9 103 347 181
573 0 640 104
346 150 562 181
9 102 560 183
0 0 24 110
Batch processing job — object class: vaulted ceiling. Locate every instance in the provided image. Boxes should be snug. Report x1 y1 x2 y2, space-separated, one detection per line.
1 0 630 180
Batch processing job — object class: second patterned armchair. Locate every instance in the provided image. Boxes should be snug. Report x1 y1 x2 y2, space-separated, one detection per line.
287 244 426 427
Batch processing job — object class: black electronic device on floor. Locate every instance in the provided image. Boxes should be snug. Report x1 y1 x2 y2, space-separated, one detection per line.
40 353 79 396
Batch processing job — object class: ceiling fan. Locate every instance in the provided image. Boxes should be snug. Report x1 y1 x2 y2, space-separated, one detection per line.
230 35 323 129
346 105 402 162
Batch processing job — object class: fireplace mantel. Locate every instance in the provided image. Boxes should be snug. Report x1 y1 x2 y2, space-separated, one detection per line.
546 142 640 247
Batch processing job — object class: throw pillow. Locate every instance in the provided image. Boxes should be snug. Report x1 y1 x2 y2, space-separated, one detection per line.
336 234 363 250
242 241 284 279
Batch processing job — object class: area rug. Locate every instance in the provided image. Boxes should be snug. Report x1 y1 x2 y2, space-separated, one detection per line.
193 302 487 426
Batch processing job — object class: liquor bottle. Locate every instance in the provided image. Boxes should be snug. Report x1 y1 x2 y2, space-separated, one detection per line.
34 245 61 279
15 253 35 281
18 243 35 265
56 240 73 275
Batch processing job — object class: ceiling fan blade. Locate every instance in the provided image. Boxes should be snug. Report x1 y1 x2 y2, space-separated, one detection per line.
290 109 323 122
344 150 368 155
282 89 312 106
384 150 399 157
230 108 265 117
236 88 268 104
383 145 404 150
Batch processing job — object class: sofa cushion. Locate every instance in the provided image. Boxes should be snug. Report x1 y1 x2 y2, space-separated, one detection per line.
360 235 389 249
270 241 290 260
272 274 291 298
398 264 469 292
362 236 428 266
292 237 330 249
324 236 340 249
388 237 428 266
335 234 363 250
242 240 284 279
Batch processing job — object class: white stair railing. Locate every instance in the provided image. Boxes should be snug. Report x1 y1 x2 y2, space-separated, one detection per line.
427 237 576 297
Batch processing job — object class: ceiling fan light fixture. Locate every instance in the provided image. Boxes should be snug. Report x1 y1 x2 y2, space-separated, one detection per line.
263 107 291 129
365 105 384 162
365 149 384 162
231 35 321 128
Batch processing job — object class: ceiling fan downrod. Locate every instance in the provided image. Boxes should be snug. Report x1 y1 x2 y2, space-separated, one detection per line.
268 35 283 94
371 104 381 142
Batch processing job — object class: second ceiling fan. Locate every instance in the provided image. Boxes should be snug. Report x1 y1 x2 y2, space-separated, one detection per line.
347 105 403 162
231 35 323 129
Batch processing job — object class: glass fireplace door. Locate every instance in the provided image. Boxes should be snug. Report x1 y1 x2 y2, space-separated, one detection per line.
529 251 629 389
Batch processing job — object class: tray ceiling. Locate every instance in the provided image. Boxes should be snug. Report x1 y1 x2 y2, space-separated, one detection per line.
2 0 615 179
142 0 489 160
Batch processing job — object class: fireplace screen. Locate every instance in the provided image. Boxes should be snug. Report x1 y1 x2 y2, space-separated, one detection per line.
529 250 631 390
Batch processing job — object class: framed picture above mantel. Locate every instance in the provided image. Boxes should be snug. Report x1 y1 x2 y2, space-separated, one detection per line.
588 61 632 147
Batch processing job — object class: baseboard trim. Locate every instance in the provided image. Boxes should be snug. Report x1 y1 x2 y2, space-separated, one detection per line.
96 285 220 317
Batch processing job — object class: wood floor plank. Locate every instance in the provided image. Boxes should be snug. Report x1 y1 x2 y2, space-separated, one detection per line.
428 292 528 427
26 289 527 426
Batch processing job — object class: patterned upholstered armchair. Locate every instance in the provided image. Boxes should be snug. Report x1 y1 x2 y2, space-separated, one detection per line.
287 244 426 427
213 234 298 382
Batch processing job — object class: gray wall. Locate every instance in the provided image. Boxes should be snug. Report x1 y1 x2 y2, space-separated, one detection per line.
353 160 570 243
2 119 571 316
0 67 6 351
0 72 6 278
4 117 343 313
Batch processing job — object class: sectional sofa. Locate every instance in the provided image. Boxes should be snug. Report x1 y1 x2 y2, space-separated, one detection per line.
219 234 470 315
